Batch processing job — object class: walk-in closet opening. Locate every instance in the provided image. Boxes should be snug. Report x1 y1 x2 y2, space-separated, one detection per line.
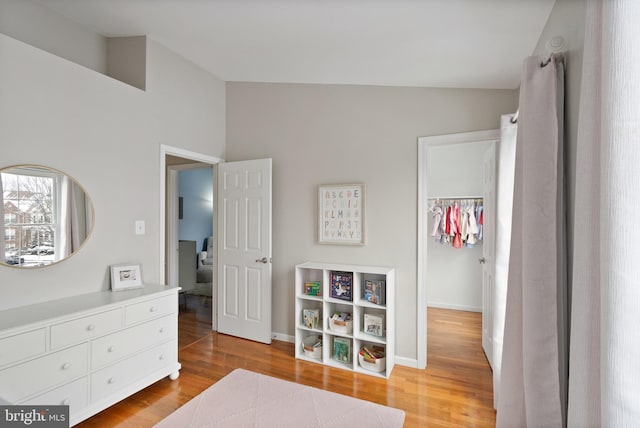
417 130 499 369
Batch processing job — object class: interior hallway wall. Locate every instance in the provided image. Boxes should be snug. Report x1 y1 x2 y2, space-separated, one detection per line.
179 168 214 254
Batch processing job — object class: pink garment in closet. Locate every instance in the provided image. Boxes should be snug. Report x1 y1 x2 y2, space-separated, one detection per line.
453 203 463 248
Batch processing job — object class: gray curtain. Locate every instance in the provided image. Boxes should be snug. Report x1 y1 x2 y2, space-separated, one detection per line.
59 175 89 257
496 53 566 427
568 0 640 425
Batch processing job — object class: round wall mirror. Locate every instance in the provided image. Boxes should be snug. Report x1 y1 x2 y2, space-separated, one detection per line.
1 164 94 268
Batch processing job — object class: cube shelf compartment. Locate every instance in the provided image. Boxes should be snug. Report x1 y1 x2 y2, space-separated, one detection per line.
294 262 395 378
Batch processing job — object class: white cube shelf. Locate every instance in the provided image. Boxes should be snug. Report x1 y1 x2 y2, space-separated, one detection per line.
294 262 395 378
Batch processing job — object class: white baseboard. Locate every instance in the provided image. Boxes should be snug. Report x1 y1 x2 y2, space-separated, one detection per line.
395 356 419 369
427 301 482 313
272 332 295 343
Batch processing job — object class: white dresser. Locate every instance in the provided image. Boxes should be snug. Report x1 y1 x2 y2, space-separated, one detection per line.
0 284 181 426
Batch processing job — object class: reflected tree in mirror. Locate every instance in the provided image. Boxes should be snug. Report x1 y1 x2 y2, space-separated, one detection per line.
1 165 94 268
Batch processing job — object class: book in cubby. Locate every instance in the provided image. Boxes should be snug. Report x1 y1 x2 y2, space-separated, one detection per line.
363 279 385 305
304 281 321 296
332 337 351 364
330 271 353 301
302 308 320 329
363 313 384 337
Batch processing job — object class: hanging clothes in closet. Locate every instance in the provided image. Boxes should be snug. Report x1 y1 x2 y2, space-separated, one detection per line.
429 198 483 249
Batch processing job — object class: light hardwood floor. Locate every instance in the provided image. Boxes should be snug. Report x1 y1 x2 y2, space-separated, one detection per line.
76 295 495 427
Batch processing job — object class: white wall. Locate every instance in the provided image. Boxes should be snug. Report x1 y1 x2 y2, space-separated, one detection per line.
426 141 491 311
226 82 518 361
0 33 225 310
0 0 107 73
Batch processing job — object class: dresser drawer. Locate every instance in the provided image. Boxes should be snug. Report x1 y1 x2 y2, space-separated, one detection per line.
91 314 176 368
0 328 46 367
0 343 88 402
51 309 122 350
20 377 88 413
125 295 175 325
91 340 176 403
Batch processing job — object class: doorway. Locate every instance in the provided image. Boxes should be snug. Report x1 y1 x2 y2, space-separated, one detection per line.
417 130 499 369
160 145 223 332
161 147 274 345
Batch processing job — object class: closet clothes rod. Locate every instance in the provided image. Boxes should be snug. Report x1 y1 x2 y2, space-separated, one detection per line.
428 196 483 200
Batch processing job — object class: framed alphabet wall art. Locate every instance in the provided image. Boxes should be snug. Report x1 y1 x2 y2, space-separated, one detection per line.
318 183 365 245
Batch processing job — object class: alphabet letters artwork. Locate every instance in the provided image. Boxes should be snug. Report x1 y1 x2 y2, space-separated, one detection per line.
318 184 364 244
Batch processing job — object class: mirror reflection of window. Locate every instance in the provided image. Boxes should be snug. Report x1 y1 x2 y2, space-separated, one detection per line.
1 167 58 267
1 165 94 268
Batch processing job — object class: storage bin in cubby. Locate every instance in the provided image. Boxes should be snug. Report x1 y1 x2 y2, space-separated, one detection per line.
302 334 323 359
358 353 386 373
329 317 353 334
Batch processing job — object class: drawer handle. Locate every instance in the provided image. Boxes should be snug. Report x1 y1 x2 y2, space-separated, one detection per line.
62 398 70 406
62 363 70 370
87 324 96 331
108 377 115 384
108 346 116 353
149 306 156 312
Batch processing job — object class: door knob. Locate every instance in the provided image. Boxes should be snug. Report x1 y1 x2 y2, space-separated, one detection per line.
255 257 268 264
478 257 486 264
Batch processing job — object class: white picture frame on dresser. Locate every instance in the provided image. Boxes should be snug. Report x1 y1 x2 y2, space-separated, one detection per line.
110 264 143 291
0 284 181 426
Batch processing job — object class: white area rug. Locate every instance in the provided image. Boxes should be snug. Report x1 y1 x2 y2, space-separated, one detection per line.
155 368 405 427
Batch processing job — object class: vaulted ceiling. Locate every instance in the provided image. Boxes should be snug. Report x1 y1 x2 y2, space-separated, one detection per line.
38 0 556 89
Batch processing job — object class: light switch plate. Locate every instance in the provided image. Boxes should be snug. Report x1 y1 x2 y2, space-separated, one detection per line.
135 220 145 235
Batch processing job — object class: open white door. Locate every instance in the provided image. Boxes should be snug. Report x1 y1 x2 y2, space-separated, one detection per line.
482 143 496 368
217 158 272 344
